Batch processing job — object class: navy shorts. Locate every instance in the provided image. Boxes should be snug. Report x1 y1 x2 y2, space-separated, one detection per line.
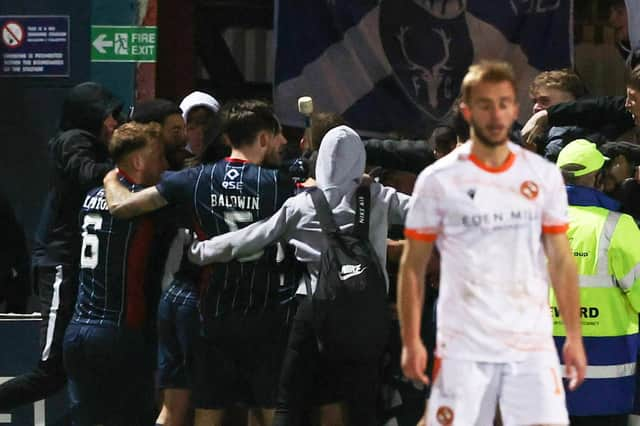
62 322 155 425
157 281 199 389
193 307 293 409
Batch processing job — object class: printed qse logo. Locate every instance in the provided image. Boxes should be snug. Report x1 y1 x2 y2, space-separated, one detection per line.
436 405 454 425
520 180 539 200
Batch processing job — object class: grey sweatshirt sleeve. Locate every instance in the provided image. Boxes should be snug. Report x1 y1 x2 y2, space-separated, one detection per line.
378 184 411 226
189 202 292 265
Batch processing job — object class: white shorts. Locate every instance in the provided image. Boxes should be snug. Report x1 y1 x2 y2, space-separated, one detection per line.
426 351 569 426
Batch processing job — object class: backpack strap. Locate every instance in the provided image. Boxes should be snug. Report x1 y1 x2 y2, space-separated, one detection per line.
353 178 371 239
309 188 339 234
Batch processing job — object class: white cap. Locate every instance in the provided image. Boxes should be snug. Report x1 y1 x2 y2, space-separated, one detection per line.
179 91 220 122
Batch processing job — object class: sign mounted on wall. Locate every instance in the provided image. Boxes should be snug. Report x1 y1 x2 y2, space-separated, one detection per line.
0 15 70 77
91 25 157 62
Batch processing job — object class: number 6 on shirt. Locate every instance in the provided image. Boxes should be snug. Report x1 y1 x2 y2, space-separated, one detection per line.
80 213 103 269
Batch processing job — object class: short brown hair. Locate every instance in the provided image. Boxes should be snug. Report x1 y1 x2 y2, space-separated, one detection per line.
529 69 587 99
628 65 640 91
109 122 161 163
461 61 517 104
310 112 346 151
219 100 281 149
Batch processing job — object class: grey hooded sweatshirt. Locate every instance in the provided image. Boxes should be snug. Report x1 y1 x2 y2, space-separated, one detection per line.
189 125 410 294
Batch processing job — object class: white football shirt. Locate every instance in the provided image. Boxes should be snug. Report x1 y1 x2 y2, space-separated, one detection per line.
405 142 568 362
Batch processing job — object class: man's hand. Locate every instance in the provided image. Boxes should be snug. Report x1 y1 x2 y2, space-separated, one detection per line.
521 109 549 150
562 337 587 391
103 168 119 185
102 168 168 218
401 340 429 385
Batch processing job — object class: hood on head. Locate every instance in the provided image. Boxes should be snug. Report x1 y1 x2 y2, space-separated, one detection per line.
315 125 365 206
179 91 220 122
59 82 122 136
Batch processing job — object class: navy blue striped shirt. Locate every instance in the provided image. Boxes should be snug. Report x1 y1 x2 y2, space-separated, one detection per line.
73 175 158 329
156 158 298 320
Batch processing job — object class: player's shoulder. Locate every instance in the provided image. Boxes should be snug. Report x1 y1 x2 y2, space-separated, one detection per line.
84 185 105 199
80 186 109 213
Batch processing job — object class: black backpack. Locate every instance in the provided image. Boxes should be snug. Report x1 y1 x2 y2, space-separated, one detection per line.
308 181 390 361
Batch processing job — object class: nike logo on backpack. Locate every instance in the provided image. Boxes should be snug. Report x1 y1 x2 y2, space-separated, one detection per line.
339 264 367 280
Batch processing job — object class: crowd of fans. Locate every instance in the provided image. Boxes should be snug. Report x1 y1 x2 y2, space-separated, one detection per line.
1 1 640 425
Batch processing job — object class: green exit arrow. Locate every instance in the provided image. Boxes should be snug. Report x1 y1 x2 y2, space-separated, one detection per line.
91 25 157 62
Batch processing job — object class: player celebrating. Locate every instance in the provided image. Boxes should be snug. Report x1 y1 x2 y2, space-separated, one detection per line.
103 100 298 426
398 61 586 425
63 122 168 424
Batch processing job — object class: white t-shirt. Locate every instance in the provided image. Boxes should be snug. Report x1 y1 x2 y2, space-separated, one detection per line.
405 142 569 362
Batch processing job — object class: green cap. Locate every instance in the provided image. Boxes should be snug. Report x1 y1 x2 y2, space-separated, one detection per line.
556 139 608 177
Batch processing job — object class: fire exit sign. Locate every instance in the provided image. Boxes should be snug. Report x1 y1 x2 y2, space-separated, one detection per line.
91 25 156 62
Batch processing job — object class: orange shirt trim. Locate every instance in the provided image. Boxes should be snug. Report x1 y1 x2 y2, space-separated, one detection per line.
404 229 438 242
469 151 516 173
542 224 569 234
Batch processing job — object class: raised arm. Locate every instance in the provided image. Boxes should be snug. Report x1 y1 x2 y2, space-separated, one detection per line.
60 134 113 189
543 232 586 390
397 238 433 385
103 169 168 219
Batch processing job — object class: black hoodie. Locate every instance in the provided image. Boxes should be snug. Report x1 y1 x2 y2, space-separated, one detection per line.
33 82 122 266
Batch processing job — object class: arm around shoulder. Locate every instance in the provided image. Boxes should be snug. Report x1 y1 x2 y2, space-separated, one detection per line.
103 169 168 219
189 201 293 265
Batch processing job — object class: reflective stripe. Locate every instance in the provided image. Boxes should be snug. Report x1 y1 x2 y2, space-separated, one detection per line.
619 262 640 291
579 274 617 288
41 265 63 361
561 362 636 379
596 211 620 275
577 211 621 289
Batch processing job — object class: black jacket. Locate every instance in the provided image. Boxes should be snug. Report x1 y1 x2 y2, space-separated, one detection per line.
546 96 635 141
363 138 435 174
33 82 122 266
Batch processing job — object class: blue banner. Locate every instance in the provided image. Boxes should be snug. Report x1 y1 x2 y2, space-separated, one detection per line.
273 0 573 137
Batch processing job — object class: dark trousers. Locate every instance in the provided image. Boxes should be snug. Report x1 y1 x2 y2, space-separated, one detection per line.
0 264 77 410
570 415 628 426
63 323 156 426
156 284 199 389
272 296 383 426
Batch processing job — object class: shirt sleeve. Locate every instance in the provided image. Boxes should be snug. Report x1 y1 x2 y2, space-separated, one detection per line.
542 166 569 234
404 170 444 242
156 167 201 206
61 133 113 190
189 199 292 265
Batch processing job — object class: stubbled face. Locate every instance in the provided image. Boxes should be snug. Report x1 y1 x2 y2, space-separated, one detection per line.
626 86 640 126
139 138 169 186
162 113 187 151
101 114 119 143
463 80 519 147
262 131 288 168
609 4 629 44
531 86 575 114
